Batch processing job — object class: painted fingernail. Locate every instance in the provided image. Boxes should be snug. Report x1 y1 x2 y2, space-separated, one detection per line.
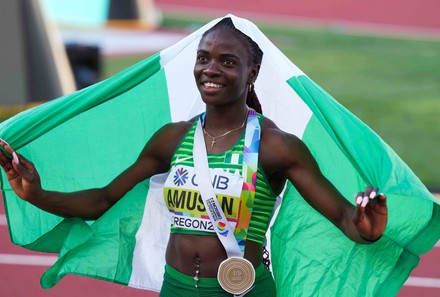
361 196 369 207
12 152 19 164
356 196 363 205
369 191 377 199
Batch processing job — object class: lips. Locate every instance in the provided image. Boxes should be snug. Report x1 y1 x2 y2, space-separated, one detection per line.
200 81 226 96
202 81 225 89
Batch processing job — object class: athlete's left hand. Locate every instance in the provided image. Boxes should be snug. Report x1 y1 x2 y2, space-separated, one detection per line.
353 186 387 242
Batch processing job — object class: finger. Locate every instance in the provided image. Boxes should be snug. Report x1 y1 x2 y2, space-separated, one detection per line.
378 193 387 205
13 151 34 168
0 148 14 170
11 159 33 181
361 195 369 207
361 186 374 207
0 150 10 168
0 138 14 155
8 150 32 166
369 187 379 199
355 192 363 205
0 138 10 147
12 152 19 165
0 140 9 159
363 186 373 200
0 139 25 170
353 201 366 225
10 152 37 181
355 191 369 208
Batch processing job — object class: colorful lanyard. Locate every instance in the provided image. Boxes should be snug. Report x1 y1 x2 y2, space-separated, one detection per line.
198 109 261 255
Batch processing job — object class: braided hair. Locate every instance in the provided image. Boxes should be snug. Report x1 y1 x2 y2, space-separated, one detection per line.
200 18 264 114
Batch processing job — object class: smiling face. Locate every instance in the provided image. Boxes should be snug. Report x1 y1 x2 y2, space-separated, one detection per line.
194 28 258 107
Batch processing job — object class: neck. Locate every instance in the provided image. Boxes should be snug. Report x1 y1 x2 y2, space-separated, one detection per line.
204 104 249 132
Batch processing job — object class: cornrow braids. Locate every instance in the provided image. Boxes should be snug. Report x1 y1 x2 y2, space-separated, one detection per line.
201 17 264 114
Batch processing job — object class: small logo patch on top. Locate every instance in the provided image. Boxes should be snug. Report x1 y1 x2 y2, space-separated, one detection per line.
175 156 192 164
173 168 189 186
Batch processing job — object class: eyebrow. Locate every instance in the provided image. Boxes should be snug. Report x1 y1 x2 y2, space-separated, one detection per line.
196 49 240 61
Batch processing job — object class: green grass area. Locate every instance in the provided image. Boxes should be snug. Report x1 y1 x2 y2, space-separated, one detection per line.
261 26 440 188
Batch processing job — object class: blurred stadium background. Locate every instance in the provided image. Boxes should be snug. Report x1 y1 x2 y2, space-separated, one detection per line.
0 0 439 296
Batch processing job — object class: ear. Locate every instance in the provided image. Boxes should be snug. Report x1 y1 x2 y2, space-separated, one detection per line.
248 64 261 84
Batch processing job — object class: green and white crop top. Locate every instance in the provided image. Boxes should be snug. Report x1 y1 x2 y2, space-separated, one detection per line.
163 113 277 245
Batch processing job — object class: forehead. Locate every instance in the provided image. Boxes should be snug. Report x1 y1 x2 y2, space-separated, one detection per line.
198 28 249 57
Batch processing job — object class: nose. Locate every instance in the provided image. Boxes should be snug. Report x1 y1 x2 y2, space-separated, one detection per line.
202 61 221 76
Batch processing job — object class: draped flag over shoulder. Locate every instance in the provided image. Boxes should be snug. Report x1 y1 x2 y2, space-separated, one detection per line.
1 15 439 297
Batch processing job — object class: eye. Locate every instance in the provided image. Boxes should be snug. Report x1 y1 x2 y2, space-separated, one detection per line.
196 55 208 63
222 59 236 66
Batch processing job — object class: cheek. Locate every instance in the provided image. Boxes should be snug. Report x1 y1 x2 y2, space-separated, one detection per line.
193 65 202 80
234 72 248 89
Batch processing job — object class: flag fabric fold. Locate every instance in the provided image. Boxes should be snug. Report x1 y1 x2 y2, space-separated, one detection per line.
1 14 439 296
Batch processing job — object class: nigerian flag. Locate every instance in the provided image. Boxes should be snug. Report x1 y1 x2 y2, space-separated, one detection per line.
1 15 439 297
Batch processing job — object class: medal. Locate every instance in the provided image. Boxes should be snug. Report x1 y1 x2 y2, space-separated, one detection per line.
217 257 255 295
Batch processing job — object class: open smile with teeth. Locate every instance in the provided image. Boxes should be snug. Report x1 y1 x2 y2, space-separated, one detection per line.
203 82 225 88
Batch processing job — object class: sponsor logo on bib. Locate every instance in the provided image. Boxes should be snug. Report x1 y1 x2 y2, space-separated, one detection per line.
173 168 189 186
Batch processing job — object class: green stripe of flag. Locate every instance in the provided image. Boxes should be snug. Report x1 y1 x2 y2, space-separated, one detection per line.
2 52 170 248
269 74 440 296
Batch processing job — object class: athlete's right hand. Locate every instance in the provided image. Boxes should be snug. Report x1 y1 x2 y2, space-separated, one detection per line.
0 138 42 201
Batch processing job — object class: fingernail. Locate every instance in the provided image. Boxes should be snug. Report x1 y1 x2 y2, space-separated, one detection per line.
361 197 369 207
369 191 377 199
0 138 9 146
12 152 19 164
356 196 363 205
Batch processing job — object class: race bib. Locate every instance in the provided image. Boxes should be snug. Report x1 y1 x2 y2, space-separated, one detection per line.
164 165 243 233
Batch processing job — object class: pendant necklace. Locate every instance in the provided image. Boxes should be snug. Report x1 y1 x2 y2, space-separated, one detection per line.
203 109 248 147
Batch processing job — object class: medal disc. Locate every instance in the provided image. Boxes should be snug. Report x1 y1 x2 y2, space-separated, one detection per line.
217 257 255 295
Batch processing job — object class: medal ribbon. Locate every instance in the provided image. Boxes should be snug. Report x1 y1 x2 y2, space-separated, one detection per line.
198 109 261 255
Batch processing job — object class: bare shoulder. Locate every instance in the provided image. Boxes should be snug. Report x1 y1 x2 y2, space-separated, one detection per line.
259 116 310 174
260 117 305 153
156 120 194 141
137 119 194 170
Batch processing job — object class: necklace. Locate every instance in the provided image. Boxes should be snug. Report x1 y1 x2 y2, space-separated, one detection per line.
203 109 248 147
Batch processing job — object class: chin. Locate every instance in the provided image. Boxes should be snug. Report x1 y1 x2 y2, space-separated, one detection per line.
200 94 222 105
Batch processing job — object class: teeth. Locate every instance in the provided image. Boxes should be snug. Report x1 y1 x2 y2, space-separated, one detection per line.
204 82 223 88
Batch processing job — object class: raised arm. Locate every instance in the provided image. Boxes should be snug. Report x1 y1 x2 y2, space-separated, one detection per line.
0 122 189 220
260 123 387 244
